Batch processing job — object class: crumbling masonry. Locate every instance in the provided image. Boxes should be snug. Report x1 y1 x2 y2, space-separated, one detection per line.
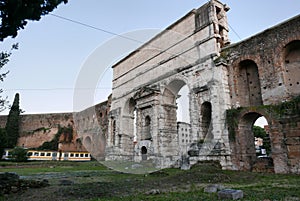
105 0 300 174
1 0 299 174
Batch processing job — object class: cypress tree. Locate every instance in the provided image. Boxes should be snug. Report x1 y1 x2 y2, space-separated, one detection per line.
5 93 21 148
0 128 7 155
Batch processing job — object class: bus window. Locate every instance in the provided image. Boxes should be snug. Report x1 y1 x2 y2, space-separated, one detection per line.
46 153 51 156
34 152 39 156
40 152 45 156
70 153 74 157
27 152 33 156
75 153 79 157
80 154 84 157
52 153 57 157
85 154 89 157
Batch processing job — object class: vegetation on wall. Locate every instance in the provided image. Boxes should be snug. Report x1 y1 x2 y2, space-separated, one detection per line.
5 93 21 148
226 95 300 141
38 125 73 151
213 49 230 64
226 107 242 141
25 127 51 136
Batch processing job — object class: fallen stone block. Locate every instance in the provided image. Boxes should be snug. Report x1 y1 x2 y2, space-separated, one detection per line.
145 189 160 195
218 189 243 200
204 184 224 193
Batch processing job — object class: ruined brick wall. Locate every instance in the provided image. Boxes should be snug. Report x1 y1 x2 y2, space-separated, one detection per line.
0 96 111 155
74 96 111 160
225 15 300 107
0 113 76 149
224 14 300 174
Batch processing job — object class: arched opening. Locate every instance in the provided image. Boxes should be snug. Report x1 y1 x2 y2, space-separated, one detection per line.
236 112 273 172
163 79 190 153
175 83 191 149
177 85 190 123
284 40 300 95
237 60 262 106
133 110 137 142
254 116 271 157
141 146 147 160
124 98 137 143
142 116 151 140
253 116 273 172
201 102 212 138
111 119 116 146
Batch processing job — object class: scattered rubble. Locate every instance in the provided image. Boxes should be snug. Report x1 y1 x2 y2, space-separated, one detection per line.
0 172 49 195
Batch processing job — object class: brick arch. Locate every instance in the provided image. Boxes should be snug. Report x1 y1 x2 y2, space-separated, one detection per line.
275 35 300 62
231 107 290 173
282 40 300 95
232 58 262 107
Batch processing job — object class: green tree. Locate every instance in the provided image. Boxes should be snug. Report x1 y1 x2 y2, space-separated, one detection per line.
0 44 18 112
10 146 28 162
0 128 7 156
0 0 68 41
253 125 271 155
5 93 21 148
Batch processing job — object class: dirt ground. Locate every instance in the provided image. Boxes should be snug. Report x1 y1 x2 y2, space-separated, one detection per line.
1 161 300 201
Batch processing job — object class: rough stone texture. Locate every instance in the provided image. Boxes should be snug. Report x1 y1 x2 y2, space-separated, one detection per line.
223 14 300 173
0 113 76 150
0 172 49 195
0 97 111 155
105 0 300 173
106 0 232 169
218 189 243 200
1 0 300 174
204 184 224 193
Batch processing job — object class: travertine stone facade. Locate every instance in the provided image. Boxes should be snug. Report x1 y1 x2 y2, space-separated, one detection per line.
106 0 300 173
106 0 233 169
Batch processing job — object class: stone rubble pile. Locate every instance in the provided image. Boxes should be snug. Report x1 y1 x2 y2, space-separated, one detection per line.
0 172 49 195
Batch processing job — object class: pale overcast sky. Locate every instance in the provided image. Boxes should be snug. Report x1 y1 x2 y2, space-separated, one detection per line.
0 0 299 115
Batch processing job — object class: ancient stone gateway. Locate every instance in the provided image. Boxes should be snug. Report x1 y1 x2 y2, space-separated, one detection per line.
105 0 300 173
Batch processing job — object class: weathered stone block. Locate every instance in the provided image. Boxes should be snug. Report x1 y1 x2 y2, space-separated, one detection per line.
218 189 243 200
204 184 224 193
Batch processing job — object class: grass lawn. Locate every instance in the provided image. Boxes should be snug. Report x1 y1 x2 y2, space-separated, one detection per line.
0 160 299 201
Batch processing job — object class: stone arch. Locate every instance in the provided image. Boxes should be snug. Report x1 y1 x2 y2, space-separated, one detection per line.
142 115 152 140
200 101 212 138
141 146 147 160
124 97 136 116
283 40 300 95
237 59 262 107
162 78 188 105
233 110 282 173
235 112 264 171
